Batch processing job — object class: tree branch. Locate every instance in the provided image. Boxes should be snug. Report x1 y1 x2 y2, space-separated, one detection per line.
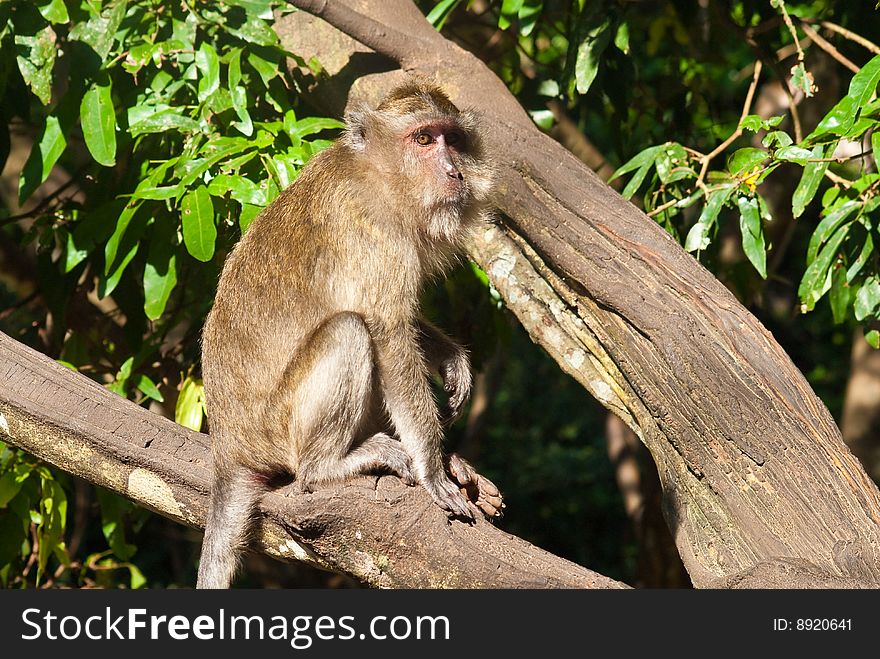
0 330 625 588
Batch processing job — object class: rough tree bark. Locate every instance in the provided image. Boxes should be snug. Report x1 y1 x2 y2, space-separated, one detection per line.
1 0 879 589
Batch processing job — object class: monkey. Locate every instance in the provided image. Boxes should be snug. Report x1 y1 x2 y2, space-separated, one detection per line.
196 80 503 589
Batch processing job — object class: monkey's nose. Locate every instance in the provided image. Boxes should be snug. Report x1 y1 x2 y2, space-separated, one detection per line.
447 170 464 181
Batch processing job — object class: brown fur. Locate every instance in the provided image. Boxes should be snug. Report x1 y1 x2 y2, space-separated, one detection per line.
196 81 496 588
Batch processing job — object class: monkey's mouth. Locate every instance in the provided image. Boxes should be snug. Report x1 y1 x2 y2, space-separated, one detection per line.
440 176 468 200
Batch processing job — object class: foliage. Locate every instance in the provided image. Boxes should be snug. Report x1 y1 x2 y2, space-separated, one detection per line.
0 439 146 587
2 0 339 407
611 56 880 348
0 0 340 587
434 0 880 347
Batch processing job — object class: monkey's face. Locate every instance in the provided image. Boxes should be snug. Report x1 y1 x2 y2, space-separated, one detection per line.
403 121 472 206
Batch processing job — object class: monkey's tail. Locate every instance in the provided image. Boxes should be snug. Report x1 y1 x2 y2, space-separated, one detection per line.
196 465 266 589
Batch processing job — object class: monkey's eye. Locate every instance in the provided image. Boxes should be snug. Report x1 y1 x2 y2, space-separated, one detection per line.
446 132 463 146
415 133 434 146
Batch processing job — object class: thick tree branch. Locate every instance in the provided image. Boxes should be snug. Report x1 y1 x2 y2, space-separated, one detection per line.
0 330 625 588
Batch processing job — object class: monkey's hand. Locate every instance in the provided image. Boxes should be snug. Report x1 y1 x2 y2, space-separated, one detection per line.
446 453 505 519
438 352 472 426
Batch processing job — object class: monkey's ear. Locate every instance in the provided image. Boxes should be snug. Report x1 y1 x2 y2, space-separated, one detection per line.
345 110 368 151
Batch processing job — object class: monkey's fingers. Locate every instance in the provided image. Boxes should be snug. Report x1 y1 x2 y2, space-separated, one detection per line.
446 453 505 519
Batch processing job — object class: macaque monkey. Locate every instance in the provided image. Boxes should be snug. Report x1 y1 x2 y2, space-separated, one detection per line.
196 80 503 588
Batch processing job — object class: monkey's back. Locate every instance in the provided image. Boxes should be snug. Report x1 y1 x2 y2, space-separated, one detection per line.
201 144 426 471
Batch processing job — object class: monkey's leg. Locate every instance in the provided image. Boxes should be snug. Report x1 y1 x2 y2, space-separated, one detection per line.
197 463 267 589
375 324 474 519
290 312 415 488
416 318 472 425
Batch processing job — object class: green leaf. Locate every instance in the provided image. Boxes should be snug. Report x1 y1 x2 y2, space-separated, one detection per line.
0 473 23 508
790 62 815 98
610 144 663 181
829 262 850 324
737 196 766 278
81 79 117 167
426 0 462 30
176 376 206 432
866 330 880 349
228 48 243 88
799 224 850 312
37 0 70 24
846 52 880 112
196 42 220 103
614 21 629 54
99 241 139 299
227 18 279 47
655 143 688 184
855 277 880 321
792 145 830 218
129 158 180 203
762 131 793 148
143 233 178 321
13 10 56 105
19 115 63 202
529 109 555 130
247 50 280 88
208 174 267 206
740 114 783 132
728 147 766 175
135 375 164 403
129 109 201 137
225 0 276 20
240 203 262 232
621 162 653 200
64 199 125 273
18 90 80 204
181 186 216 262
291 117 346 139
807 201 859 264
810 96 855 138
574 17 612 94
498 0 523 29
684 185 735 252
230 86 254 137
774 145 814 165
68 0 127 61
873 131 880 174
847 232 873 283
104 203 142 275
128 564 147 590
118 357 134 382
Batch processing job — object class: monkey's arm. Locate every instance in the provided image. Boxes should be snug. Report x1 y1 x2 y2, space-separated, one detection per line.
415 320 505 517
416 318 471 425
374 322 474 519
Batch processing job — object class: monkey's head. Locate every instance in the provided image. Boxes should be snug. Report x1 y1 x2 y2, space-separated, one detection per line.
344 80 494 232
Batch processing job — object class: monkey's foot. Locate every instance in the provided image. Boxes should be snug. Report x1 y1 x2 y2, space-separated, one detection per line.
421 473 474 520
446 453 505 519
